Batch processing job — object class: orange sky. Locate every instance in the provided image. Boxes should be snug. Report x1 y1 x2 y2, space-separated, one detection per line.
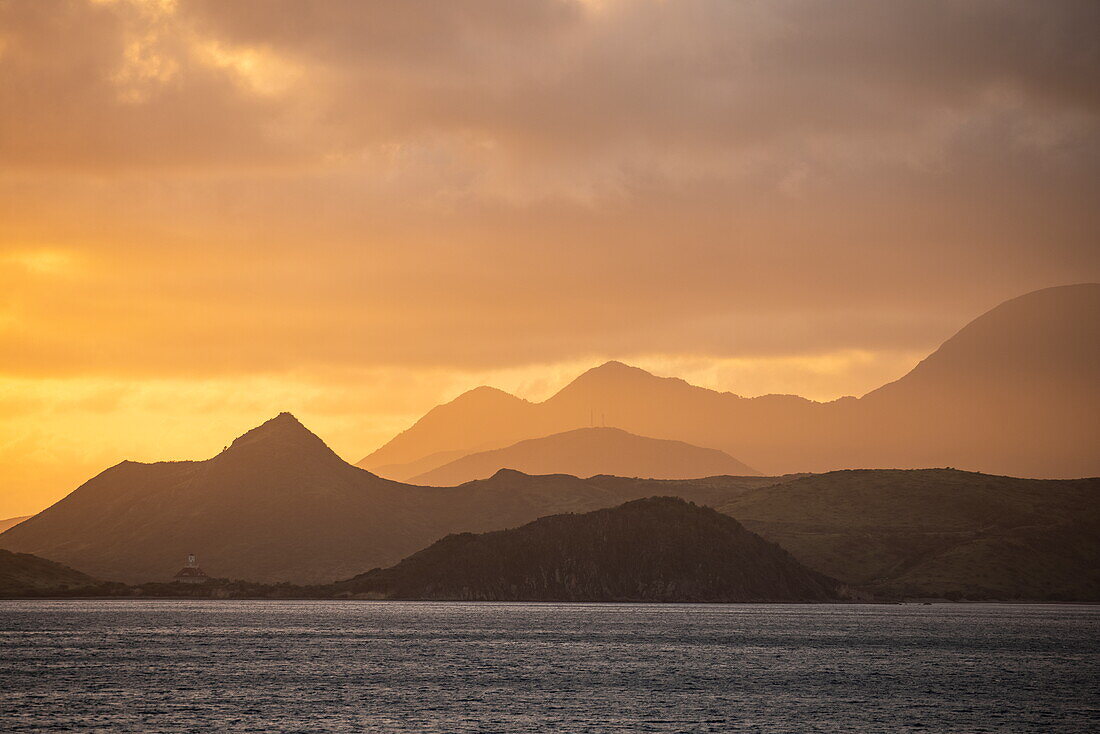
1 0 1098 517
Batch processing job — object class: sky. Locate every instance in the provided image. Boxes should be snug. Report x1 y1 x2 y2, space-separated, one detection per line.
1 0 1098 517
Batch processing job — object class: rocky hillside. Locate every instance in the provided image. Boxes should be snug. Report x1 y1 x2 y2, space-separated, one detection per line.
0 549 100 597
720 469 1100 600
338 497 840 602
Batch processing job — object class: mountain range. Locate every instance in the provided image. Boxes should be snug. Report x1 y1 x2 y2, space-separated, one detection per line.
360 284 1100 480
0 284 1095 598
0 411 1095 599
0 414 769 584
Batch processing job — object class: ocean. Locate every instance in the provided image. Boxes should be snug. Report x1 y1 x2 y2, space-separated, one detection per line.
1 601 1097 732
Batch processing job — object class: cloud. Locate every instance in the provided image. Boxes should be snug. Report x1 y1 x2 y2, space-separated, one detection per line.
0 0 310 170
3 1 1097 181
0 1 1097 515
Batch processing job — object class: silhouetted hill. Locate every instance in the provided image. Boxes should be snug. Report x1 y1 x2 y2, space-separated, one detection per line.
410 427 758 485
337 497 839 602
718 469 1100 600
853 284 1100 477
0 413 421 583
359 285 1100 478
0 548 100 596
0 516 29 534
866 284 1099 404
0 415 766 584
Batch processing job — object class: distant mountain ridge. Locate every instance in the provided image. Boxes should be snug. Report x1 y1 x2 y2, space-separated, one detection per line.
339 497 839 602
359 284 1100 479
410 427 758 485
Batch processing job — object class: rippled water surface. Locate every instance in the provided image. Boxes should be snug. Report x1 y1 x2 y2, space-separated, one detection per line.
1 601 1097 732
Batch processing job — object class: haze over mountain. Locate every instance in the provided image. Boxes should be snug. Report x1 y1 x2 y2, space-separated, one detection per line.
360 285 1100 479
410 427 758 486
338 497 839 602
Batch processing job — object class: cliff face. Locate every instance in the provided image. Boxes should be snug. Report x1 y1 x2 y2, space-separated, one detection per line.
339 497 840 602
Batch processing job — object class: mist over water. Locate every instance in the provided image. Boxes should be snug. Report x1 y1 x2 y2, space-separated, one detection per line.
1 601 1097 732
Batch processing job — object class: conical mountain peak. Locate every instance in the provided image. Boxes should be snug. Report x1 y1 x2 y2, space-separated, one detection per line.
220 412 343 465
